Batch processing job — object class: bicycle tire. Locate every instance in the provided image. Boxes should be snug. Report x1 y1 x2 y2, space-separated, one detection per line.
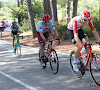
16 44 21 57
70 51 83 79
49 49 59 74
89 54 100 86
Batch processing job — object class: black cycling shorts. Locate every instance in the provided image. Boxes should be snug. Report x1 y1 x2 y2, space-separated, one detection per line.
67 28 87 44
12 31 18 35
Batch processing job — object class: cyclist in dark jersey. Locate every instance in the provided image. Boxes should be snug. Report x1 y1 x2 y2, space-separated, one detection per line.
11 21 21 53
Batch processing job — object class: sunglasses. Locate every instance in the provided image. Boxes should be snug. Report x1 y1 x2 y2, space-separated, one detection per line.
84 19 89 21
44 21 49 24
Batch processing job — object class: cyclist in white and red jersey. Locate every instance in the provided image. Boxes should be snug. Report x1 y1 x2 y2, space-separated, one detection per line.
36 14 60 68
67 10 100 72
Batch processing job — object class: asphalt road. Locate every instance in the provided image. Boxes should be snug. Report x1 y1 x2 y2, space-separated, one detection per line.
0 40 100 90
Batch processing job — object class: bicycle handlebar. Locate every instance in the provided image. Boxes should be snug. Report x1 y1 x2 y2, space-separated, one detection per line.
42 39 60 46
84 41 100 49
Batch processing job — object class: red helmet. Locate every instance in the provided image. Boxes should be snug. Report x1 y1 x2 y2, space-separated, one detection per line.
80 10 91 19
42 14 50 22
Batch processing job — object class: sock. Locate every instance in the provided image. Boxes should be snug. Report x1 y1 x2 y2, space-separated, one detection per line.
74 58 78 63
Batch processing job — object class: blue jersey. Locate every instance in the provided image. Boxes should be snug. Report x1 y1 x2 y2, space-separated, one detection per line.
36 20 55 33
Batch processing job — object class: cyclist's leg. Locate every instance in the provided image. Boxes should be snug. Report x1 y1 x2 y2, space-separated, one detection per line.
11 32 15 53
36 32 46 67
67 29 81 72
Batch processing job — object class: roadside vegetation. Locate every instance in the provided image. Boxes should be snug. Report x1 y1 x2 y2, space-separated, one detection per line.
0 0 100 40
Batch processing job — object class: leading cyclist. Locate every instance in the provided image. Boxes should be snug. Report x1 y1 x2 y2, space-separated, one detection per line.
36 14 60 68
67 10 100 72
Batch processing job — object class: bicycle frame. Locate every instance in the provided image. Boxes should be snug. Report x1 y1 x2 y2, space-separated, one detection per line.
80 43 100 71
14 35 19 49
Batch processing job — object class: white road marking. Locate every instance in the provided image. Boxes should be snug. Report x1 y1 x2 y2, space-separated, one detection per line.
0 71 38 90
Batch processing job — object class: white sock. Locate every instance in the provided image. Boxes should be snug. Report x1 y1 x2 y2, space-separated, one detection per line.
74 58 78 63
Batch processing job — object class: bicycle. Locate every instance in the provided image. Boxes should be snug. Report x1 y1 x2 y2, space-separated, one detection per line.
39 39 60 74
70 41 100 86
13 35 23 57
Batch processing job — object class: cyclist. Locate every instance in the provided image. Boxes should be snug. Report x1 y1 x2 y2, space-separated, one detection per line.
67 10 100 72
36 14 60 68
10 21 21 53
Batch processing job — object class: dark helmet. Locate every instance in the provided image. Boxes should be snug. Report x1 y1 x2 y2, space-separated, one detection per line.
42 14 50 22
12 21 17 25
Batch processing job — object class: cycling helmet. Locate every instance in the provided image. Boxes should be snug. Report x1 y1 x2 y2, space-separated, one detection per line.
12 21 17 25
42 14 50 22
80 10 91 19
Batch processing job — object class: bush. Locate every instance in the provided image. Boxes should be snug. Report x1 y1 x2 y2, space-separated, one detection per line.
91 16 100 30
20 21 31 32
54 22 68 40
83 26 93 38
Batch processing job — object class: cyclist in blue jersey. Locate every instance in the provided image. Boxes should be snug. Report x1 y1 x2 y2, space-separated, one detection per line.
36 14 60 68
10 21 22 53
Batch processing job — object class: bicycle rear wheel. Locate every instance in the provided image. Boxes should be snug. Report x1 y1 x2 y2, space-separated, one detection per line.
89 54 100 86
16 44 21 57
49 49 59 74
70 51 83 79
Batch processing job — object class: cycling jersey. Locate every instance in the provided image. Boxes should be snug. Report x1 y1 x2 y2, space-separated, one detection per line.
11 25 20 33
36 20 55 33
67 16 94 33
11 25 20 35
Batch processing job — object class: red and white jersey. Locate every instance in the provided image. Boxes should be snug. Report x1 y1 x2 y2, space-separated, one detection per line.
67 16 94 33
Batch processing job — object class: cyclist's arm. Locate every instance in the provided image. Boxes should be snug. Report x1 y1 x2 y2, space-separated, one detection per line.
89 19 100 41
53 30 58 38
40 32 46 41
17 29 22 34
92 30 100 41
73 20 82 48
50 21 58 38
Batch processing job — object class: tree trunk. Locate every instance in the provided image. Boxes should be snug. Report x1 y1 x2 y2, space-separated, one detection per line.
17 0 21 25
21 0 23 5
17 0 20 7
51 0 58 21
26 0 36 38
43 0 52 18
72 0 78 18
66 0 71 22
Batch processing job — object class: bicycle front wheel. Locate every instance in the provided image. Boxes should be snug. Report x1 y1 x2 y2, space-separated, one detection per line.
70 51 83 79
49 49 59 74
16 44 21 57
89 54 100 86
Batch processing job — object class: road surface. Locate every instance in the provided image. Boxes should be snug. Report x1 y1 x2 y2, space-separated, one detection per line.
0 40 99 90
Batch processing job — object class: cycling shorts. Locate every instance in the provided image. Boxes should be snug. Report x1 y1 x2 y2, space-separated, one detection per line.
36 31 52 44
67 28 87 44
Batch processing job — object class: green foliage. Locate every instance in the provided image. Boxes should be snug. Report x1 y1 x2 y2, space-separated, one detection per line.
8 1 28 22
57 0 67 7
58 7 66 22
54 22 68 40
91 16 100 30
9 0 43 25
32 0 43 18
20 20 31 32
0 1 4 8
83 26 93 38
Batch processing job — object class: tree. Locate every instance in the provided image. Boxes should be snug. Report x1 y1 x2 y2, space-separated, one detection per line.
66 0 71 22
51 0 58 21
26 0 36 38
43 0 52 17
72 0 78 18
